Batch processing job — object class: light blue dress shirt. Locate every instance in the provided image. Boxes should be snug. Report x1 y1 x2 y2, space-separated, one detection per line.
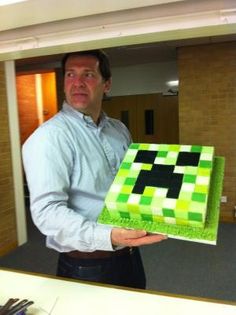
22 102 131 253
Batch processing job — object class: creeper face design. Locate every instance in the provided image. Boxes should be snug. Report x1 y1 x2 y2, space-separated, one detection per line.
105 143 214 228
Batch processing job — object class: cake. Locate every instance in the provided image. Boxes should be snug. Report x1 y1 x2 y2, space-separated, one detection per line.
104 143 215 228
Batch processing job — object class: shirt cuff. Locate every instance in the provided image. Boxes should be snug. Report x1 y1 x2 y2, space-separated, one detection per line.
94 224 114 251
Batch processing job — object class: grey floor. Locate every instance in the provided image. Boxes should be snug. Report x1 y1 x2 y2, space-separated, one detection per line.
1 213 236 303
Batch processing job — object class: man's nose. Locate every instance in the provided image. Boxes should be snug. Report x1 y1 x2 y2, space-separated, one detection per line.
73 75 85 86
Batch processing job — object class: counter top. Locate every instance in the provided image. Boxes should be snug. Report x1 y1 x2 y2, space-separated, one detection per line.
0 268 235 315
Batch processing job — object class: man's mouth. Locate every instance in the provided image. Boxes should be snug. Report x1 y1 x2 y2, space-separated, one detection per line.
71 92 88 100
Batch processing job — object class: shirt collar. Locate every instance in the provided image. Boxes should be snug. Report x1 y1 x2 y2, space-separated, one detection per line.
62 101 108 128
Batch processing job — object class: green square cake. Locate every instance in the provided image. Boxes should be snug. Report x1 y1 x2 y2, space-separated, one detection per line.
99 143 225 245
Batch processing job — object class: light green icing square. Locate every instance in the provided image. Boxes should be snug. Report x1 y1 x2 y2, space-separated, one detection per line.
202 146 214 154
121 185 133 194
139 143 150 150
197 168 211 176
184 166 198 175
117 169 129 177
178 191 192 200
165 157 177 165
159 144 169 151
169 144 181 151
194 184 208 193
127 203 140 213
189 201 206 212
143 186 156 196
176 200 190 211
141 164 153 170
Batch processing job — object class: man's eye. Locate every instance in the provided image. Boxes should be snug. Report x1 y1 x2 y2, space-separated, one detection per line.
65 72 74 78
85 72 95 78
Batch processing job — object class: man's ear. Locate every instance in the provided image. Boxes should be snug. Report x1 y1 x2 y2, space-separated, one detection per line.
104 78 112 94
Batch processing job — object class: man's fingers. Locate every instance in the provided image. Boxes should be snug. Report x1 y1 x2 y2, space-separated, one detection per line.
111 227 167 247
129 233 168 246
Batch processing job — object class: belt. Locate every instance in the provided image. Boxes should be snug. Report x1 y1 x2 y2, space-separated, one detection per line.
65 247 133 260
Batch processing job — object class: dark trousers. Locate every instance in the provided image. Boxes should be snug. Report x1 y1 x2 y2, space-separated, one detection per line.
56 248 146 289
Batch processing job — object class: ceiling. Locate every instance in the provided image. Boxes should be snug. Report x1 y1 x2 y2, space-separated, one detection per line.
15 33 236 72
6 0 235 71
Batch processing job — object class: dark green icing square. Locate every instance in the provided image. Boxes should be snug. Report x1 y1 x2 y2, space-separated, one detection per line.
141 213 153 221
163 208 175 218
119 211 130 219
188 212 202 222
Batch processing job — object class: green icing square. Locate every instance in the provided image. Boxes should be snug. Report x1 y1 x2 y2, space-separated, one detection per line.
192 192 206 203
183 174 196 183
141 213 153 222
120 162 132 170
175 218 188 225
123 154 136 163
165 157 177 165
191 145 202 153
117 194 129 203
140 196 152 205
188 212 203 222
178 191 192 200
184 166 198 175
119 211 130 219
169 144 180 151
140 205 152 215
199 160 213 168
197 168 211 176
194 185 208 193
121 185 133 194
143 186 156 196
117 202 129 211
124 177 136 185
158 151 168 157
163 208 175 218
141 164 153 170
175 210 188 220
113 176 126 184
153 215 165 223
106 192 119 202
128 170 140 178
202 146 214 154
176 199 190 211
129 213 142 220
139 143 150 150
127 203 140 213
189 201 205 212
151 196 164 207
130 143 140 149
159 144 169 151
117 169 129 177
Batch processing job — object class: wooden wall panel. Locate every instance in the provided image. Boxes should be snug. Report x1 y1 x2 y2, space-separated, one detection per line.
0 62 18 256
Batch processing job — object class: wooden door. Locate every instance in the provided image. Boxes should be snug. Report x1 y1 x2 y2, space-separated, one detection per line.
102 93 179 144
102 95 138 141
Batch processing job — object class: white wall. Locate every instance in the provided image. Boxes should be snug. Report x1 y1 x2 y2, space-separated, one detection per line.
110 61 178 96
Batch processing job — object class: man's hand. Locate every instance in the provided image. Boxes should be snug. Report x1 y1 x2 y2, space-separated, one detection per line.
111 228 167 247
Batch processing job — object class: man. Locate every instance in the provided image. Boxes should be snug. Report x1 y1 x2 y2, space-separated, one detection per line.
22 49 167 289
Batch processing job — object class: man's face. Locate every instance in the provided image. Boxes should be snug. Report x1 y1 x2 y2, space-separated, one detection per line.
64 55 111 119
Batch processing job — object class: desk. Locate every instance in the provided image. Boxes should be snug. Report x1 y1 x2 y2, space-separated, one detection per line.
0 269 235 315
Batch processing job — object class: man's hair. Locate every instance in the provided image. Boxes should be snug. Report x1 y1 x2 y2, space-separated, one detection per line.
61 49 111 81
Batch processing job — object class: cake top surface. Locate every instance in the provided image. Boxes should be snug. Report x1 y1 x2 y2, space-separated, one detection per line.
105 143 215 226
